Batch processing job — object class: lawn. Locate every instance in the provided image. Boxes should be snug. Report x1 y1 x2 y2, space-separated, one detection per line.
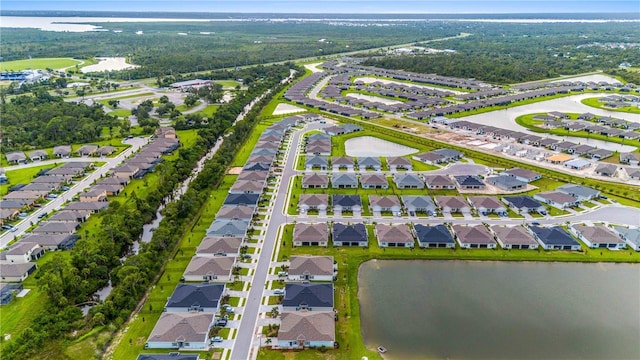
581 97 640 114
175 101 202 112
194 104 220 118
214 80 242 88
1 164 59 196
0 57 82 71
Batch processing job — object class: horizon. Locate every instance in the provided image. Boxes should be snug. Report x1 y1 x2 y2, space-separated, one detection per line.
2 1 640 14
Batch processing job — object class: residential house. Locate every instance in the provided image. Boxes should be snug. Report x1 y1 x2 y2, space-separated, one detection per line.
182 256 234 282
432 148 464 161
0 262 37 282
452 225 496 249
386 157 412 171
413 152 446 165
48 210 89 223
556 184 600 201
331 173 358 189
196 237 242 257
32 222 79 235
563 158 592 170
533 191 579 209
215 205 254 221
546 153 573 165
612 226 640 251
467 196 507 216
283 283 334 311
587 148 613 160
375 223 415 248
288 256 335 282
569 224 626 249
293 223 329 247
302 173 329 189
491 225 539 249
223 193 259 207
21 234 79 251
53 145 72 158
332 223 368 247
165 283 225 313
65 201 109 212
331 156 354 171
454 175 486 190
5 151 27 164
237 170 269 182
401 195 436 216
360 173 388 189
113 164 140 179
620 153 639 166
423 175 456 189
2 242 44 263
278 311 335 349
413 224 455 248
305 156 329 171
626 167 640 180
332 195 362 212
79 188 108 202
298 194 329 212
369 195 402 214
529 226 581 251
434 196 471 214
77 145 98 157
229 180 264 194
393 173 424 189
97 146 116 157
28 150 48 161
206 220 248 238
146 312 213 349
594 163 618 177
501 168 541 183
486 175 526 192
243 162 271 172
358 157 382 171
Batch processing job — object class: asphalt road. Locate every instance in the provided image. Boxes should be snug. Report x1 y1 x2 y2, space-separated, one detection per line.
0 137 148 249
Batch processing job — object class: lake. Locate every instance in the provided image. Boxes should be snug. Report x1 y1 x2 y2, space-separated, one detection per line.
358 260 640 360
345 136 417 157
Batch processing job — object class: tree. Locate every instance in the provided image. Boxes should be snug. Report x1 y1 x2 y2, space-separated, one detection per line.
184 94 199 107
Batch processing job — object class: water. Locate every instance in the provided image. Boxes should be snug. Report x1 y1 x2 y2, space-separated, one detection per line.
359 260 640 360
345 136 418 157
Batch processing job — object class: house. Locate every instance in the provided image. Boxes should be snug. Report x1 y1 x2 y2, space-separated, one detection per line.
293 223 329 247
323 125 345 136
237 170 269 182
529 226 581 250
563 158 592 170
434 196 471 214
568 144 595 156
0 262 37 282
28 150 48 161
79 188 108 202
332 223 368 247
587 148 613 160
546 153 574 164
215 205 254 221
533 191 579 209
196 236 242 257
302 173 329 189
358 157 381 171
612 226 640 251
386 157 412 171
401 195 436 216
306 144 331 156
342 124 363 133
423 175 456 189
467 196 507 216
332 195 362 212
165 283 225 313
491 225 539 249
454 175 485 190
243 162 271 172
452 225 496 249
97 146 116 157
555 184 600 201
137 353 200 360
570 224 626 249
501 168 541 183
331 173 358 189
223 193 259 207
21 234 79 251
206 220 248 238
594 163 618 177
620 153 639 167
413 152 446 165
288 256 335 282
77 144 98 157
432 148 464 161
48 210 90 223
278 311 335 349
486 175 526 192
305 156 329 171
360 173 388 189
2 242 44 263
32 221 79 235
331 156 355 171
369 195 402 214
65 201 109 213
5 151 27 164
375 223 415 248
283 283 334 311
626 167 640 180
229 180 264 194
298 194 329 212
413 224 455 248
183 256 234 282
113 164 140 179
145 312 213 349
0 283 22 305
394 173 424 189
53 145 72 158
548 111 569 119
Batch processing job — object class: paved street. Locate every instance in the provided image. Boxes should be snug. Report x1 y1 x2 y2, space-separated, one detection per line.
0 137 148 248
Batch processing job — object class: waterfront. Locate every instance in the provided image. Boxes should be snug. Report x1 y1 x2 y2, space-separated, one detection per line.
359 260 640 360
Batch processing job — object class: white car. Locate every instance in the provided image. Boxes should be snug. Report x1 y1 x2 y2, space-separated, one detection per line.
273 288 285 295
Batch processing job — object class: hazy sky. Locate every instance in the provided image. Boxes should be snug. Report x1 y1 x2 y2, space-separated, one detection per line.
2 0 640 13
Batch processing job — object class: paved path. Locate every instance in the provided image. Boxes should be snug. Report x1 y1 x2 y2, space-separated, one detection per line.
0 137 148 248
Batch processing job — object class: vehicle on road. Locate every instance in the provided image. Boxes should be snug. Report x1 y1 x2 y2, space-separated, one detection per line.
273 288 285 295
531 221 541 226
37 212 48 219
2 225 14 230
18 212 28 219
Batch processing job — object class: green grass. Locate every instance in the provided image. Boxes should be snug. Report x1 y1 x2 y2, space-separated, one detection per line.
175 101 202 112
581 97 640 114
214 80 242 88
176 129 201 149
194 104 220 118
0 57 82 71
0 164 59 196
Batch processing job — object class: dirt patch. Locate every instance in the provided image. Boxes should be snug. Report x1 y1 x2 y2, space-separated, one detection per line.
227 167 243 175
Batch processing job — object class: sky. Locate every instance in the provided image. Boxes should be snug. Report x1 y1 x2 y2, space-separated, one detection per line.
2 0 640 14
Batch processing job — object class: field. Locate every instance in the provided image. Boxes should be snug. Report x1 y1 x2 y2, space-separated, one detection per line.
0 164 59 196
0 57 82 71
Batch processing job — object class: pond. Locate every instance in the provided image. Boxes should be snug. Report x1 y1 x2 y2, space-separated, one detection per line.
358 260 640 360
344 136 418 157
